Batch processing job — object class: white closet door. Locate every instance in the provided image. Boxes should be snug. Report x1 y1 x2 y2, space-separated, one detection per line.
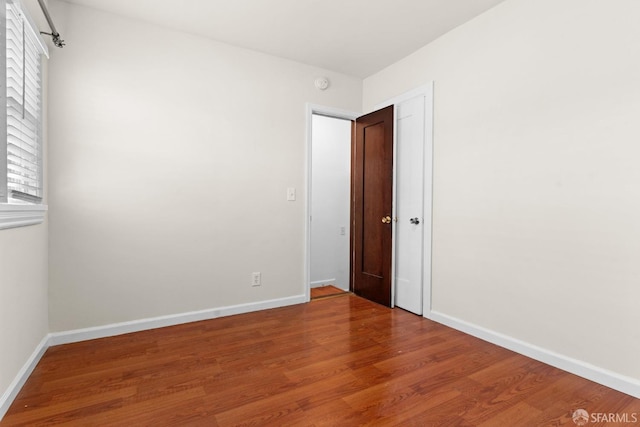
394 95 426 315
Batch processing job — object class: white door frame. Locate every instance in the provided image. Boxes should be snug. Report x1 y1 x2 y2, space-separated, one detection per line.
304 104 359 303
372 82 434 318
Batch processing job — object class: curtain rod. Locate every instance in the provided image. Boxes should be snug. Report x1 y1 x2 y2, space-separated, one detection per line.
36 0 64 47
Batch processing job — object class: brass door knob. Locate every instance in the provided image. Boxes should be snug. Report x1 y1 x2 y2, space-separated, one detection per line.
381 216 391 224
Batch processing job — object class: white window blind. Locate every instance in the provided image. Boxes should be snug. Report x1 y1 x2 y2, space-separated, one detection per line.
5 0 44 203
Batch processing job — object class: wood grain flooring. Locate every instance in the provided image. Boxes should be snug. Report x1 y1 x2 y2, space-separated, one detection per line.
310 285 348 299
2 295 638 426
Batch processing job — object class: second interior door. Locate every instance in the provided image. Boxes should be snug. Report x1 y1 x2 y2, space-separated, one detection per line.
394 95 426 314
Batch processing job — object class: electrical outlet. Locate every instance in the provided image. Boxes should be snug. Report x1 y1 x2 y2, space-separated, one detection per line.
252 272 261 287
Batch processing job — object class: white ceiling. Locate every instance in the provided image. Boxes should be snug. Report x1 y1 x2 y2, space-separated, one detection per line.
60 0 507 78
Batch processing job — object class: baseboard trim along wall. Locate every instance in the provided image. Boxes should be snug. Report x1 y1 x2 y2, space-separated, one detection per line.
0 336 49 420
0 294 306 420
430 310 640 399
49 294 307 346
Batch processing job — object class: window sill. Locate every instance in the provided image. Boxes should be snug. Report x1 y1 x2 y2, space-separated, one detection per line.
0 203 48 230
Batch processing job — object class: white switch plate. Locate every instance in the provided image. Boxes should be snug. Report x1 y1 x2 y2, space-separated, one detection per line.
252 272 261 287
287 187 296 201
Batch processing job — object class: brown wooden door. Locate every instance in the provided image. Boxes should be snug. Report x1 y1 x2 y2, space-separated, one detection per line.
351 106 394 307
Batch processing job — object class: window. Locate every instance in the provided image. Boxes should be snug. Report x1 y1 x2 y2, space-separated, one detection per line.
0 0 48 229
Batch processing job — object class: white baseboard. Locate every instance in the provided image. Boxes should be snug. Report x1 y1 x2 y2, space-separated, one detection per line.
49 295 306 346
0 295 306 421
0 335 49 420
310 279 336 288
430 310 640 399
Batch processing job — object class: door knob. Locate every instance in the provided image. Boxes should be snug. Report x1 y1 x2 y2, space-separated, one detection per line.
410 217 420 225
381 216 391 224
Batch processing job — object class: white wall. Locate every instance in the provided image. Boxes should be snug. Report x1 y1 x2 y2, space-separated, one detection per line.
310 115 351 290
46 1 362 331
0 225 48 411
364 0 640 382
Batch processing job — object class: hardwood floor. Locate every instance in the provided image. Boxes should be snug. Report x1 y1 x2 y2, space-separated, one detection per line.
310 285 348 299
2 295 638 426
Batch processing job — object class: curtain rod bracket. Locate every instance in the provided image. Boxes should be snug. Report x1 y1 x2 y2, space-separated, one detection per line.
40 31 65 48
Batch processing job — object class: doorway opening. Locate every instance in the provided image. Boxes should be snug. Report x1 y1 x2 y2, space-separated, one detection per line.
309 114 352 296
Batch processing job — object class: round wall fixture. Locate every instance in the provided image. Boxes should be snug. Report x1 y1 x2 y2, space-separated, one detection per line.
314 77 330 91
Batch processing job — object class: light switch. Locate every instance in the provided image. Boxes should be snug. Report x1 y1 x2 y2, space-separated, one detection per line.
287 187 296 201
